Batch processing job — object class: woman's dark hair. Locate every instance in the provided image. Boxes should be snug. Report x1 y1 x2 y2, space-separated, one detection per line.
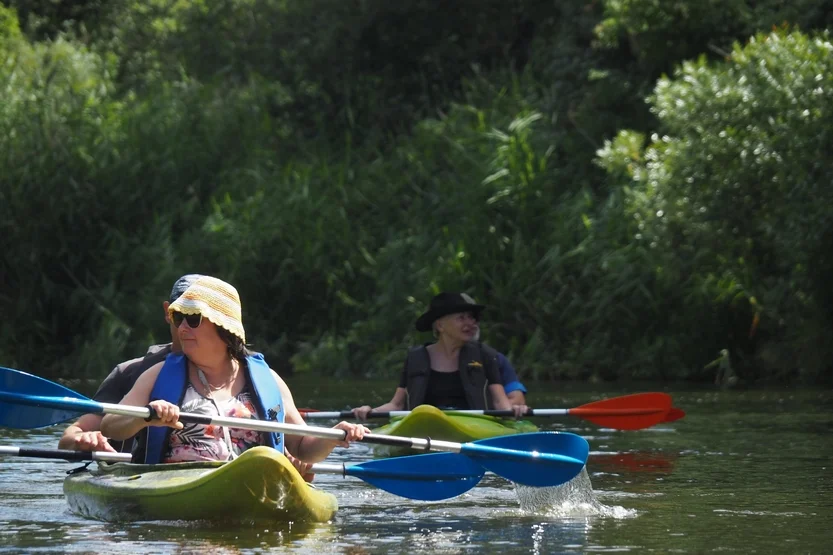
216 326 256 362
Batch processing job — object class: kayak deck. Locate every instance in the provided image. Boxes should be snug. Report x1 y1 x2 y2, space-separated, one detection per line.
371 405 538 455
64 446 337 523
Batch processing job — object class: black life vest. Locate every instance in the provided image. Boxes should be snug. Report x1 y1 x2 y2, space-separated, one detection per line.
403 341 499 410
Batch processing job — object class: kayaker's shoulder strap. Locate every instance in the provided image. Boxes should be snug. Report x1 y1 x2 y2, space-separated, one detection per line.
405 345 430 374
475 341 500 364
143 353 188 464
93 343 173 455
404 344 431 410
244 353 284 452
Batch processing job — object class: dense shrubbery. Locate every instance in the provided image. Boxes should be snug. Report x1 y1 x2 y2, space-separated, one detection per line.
1 1 830 384
598 30 833 382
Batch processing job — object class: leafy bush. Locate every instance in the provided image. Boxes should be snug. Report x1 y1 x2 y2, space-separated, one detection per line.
3 2 833 386
0 21 296 375
597 29 833 382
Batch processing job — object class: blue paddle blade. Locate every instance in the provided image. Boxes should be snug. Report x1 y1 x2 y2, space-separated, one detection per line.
0 367 95 429
463 432 590 487
345 452 485 501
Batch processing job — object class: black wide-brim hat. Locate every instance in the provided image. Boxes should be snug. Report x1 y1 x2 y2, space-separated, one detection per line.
415 292 486 332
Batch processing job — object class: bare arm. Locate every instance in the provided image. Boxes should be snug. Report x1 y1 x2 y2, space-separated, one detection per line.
100 363 164 440
492 385 529 418
58 414 115 452
507 390 527 405
58 421 88 449
351 387 408 420
276 372 368 464
489 383 513 410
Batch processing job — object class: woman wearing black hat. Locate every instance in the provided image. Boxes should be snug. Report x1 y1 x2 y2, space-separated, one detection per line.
352 293 528 420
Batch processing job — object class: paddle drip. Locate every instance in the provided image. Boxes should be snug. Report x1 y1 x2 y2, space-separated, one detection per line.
514 468 599 514
514 468 637 518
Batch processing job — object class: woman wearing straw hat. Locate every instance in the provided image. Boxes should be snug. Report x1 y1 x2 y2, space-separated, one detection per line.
352 292 528 420
101 276 369 467
59 274 204 454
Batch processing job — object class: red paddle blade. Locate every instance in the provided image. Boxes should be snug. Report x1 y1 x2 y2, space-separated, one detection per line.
568 392 673 430
663 407 686 422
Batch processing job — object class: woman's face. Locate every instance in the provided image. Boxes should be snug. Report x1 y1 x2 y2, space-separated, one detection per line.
172 311 227 359
436 311 479 342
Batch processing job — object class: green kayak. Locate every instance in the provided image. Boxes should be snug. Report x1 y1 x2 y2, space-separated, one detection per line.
371 405 538 455
64 446 337 523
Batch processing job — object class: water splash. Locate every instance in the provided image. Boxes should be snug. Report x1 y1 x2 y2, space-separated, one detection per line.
513 468 636 519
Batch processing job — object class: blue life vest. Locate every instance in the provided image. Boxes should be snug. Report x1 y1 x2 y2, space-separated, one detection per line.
142 352 284 464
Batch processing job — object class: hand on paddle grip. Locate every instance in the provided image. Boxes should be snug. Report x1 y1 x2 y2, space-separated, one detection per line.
511 404 529 419
284 448 315 483
332 421 371 448
72 431 117 453
351 405 373 422
144 400 184 430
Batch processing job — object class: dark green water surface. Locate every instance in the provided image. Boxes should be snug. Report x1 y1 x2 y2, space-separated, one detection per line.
1 378 830 554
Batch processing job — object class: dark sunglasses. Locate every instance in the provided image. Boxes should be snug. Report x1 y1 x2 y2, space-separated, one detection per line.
172 311 203 328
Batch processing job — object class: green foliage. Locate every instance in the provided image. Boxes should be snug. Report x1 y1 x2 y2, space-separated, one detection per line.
598 29 833 381
92 0 564 142
596 0 744 70
595 0 833 73
0 26 295 374
0 5 21 42
1 28 129 371
2 1 832 386
4 0 113 40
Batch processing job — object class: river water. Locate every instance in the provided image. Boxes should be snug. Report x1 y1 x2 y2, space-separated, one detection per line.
1 378 830 554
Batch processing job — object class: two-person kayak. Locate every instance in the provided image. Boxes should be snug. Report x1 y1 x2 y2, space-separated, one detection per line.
64 446 338 523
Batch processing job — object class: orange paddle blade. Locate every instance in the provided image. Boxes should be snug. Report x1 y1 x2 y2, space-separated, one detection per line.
568 392 673 430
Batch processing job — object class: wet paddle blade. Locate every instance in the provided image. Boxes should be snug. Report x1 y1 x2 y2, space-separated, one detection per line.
464 432 589 487
344 452 485 501
569 393 672 430
0 367 94 429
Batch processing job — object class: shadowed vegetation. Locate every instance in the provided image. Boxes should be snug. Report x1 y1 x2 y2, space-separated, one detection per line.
1 1 831 386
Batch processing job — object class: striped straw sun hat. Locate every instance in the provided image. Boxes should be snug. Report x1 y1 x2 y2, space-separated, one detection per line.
168 276 246 342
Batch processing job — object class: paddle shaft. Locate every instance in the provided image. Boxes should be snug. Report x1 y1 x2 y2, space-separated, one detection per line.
0 444 479 492
301 408 663 419
0 391 583 465
298 392 676 431
0 445 131 462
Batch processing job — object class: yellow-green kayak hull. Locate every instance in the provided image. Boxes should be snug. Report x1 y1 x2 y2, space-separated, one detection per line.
64 446 337 523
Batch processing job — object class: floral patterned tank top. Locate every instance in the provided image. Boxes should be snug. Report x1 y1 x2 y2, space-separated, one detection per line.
163 382 263 463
